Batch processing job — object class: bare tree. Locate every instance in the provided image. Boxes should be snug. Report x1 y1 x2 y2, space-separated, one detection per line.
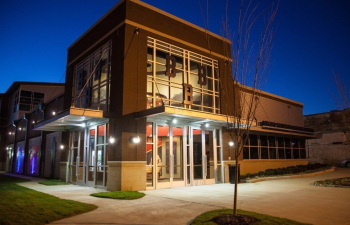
221 0 278 216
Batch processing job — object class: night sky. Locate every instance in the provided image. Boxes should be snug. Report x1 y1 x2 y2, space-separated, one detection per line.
1 0 349 115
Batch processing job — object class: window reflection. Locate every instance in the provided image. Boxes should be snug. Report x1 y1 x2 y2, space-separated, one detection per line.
147 37 219 113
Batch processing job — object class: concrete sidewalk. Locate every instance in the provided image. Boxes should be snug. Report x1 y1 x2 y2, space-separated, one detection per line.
7 168 350 225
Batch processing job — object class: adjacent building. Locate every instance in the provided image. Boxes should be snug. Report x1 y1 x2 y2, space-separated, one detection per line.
0 0 316 191
304 109 350 166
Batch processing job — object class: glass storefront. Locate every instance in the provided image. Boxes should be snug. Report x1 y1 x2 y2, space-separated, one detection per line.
146 121 223 189
68 123 108 188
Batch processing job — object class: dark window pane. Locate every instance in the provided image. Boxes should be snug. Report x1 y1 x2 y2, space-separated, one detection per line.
269 148 276 159
278 148 285 159
34 92 44 99
20 97 31 104
285 138 291 147
300 139 306 148
250 147 259 159
243 147 249 159
277 137 284 147
260 136 268 146
250 134 258 146
268 136 276 147
20 90 32 97
261 147 268 159
147 47 153 61
286 148 291 159
300 149 306 158
292 139 299 148
293 149 300 159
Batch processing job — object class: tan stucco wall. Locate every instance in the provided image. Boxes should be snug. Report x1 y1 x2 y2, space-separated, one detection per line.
107 161 146 191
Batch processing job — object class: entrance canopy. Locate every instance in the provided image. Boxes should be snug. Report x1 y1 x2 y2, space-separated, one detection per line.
33 107 107 132
135 105 232 128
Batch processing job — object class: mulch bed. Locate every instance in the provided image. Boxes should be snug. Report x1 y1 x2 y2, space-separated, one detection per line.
212 214 260 225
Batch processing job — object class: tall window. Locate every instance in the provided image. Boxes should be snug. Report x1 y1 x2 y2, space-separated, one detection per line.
243 135 307 160
147 37 220 113
72 41 112 111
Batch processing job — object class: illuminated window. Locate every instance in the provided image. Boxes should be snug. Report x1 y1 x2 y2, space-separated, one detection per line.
72 41 112 111
147 37 220 113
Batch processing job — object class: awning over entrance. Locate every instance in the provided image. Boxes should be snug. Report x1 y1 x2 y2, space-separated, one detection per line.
135 105 232 127
33 107 107 131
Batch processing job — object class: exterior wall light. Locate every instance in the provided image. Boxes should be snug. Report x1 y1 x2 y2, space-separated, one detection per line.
228 141 234 147
130 136 140 144
52 111 56 116
109 136 115 144
172 118 177 124
8 132 11 135
18 127 22 131
60 145 64 150
205 123 209 128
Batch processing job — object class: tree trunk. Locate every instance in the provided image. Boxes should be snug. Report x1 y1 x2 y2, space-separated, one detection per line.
233 148 239 216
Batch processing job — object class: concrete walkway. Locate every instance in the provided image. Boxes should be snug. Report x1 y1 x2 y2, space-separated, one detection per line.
7 168 350 225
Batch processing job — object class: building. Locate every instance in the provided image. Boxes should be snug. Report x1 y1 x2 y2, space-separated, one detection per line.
0 82 64 176
304 109 350 166
0 0 316 191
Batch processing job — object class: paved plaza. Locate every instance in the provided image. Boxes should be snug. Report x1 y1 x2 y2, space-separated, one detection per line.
8 168 350 225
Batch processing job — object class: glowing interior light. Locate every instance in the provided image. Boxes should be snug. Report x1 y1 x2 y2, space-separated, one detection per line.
228 141 234 147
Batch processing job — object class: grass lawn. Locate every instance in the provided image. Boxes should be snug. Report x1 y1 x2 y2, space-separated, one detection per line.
0 174 97 225
38 179 70 185
91 191 145 200
191 209 311 225
314 177 350 187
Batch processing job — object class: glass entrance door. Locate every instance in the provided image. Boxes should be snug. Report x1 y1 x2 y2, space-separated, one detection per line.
68 131 85 185
86 128 96 187
146 122 221 189
191 128 205 185
86 125 108 187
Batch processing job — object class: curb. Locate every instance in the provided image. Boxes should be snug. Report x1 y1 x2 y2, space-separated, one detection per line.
242 167 335 183
313 182 350 188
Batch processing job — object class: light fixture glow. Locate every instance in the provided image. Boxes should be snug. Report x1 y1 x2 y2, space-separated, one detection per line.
205 123 209 128
60 145 64 150
172 118 177 124
132 136 140 144
228 141 234 147
52 111 56 115
19 127 22 131
109 136 115 144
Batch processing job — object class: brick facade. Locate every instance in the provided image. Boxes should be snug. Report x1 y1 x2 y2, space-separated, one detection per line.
304 110 350 166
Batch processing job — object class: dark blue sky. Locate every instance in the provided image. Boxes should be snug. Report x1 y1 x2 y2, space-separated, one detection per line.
1 0 349 115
